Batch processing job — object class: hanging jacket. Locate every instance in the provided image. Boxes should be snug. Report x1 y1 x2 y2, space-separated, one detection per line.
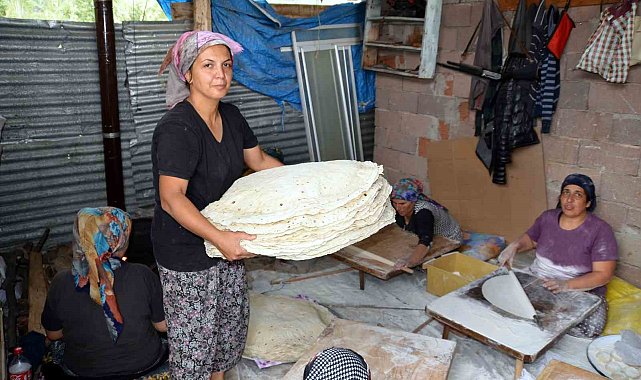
469 0 504 112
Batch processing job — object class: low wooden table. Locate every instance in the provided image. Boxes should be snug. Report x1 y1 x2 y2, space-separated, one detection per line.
282 318 457 380
333 225 460 289
427 270 601 380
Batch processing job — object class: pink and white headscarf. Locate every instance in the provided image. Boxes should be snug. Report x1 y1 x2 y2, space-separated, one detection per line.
159 31 244 109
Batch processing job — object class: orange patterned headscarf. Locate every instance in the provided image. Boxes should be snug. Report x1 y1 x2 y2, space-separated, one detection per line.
72 207 131 341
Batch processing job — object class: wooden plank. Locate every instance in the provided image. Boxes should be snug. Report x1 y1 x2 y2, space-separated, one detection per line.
497 0 619 11
333 224 461 280
171 2 193 21
420 0 442 78
28 250 47 335
341 245 414 274
0 307 5 380
271 4 327 18
536 359 605 380
193 0 211 31
282 319 456 380
269 268 355 285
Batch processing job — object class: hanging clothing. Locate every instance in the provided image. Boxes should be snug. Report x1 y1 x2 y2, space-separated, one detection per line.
469 0 504 113
487 0 540 184
528 0 550 118
576 3 638 83
539 7 561 133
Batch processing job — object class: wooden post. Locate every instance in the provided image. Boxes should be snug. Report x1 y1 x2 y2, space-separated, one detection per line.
193 0 212 31
171 2 193 21
28 228 50 335
442 325 450 339
359 270 365 290
28 251 47 335
514 358 524 380
0 307 5 380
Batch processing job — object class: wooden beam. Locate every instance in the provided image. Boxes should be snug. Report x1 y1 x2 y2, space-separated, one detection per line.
28 228 50 335
171 2 193 21
269 267 355 285
28 255 48 335
341 245 414 274
0 307 5 380
497 0 618 11
193 0 211 31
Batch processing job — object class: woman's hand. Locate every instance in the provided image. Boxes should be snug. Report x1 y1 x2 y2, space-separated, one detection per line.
213 231 257 261
542 278 570 293
498 242 519 268
394 256 411 270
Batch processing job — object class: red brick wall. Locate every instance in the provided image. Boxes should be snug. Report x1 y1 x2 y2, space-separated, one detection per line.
373 3 641 285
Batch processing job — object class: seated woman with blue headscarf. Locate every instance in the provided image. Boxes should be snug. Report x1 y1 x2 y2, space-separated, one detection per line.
41 207 167 379
390 178 462 269
497 174 618 338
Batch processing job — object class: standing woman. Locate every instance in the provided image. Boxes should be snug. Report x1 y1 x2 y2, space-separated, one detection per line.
390 178 462 269
152 31 282 380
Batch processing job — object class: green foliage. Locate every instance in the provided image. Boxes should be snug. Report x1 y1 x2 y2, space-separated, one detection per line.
0 0 167 23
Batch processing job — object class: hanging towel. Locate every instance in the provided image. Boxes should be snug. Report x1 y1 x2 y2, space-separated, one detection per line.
576 3 637 83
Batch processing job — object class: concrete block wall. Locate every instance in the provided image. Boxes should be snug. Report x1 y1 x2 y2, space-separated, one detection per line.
373 3 641 285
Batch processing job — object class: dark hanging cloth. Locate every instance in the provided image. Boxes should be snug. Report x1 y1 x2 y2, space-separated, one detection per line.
472 0 505 168
469 0 504 113
508 0 534 55
528 0 549 118
539 6 561 133
480 0 540 184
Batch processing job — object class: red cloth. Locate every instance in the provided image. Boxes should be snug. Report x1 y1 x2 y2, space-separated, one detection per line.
547 11 575 59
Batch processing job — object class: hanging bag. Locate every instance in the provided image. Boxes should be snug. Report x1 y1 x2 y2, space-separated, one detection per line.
547 0 575 59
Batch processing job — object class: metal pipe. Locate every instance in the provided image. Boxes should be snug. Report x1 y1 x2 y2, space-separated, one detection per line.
94 0 125 210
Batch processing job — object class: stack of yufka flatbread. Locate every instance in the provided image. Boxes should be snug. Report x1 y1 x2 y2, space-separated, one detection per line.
202 160 395 260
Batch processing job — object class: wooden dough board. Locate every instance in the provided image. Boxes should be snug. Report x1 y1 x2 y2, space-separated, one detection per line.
333 224 460 279
536 359 605 380
428 271 601 362
282 318 456 380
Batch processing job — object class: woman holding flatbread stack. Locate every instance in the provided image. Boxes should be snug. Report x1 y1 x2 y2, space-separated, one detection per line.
152 31 282 379
498 173 618 337
390 177 462 269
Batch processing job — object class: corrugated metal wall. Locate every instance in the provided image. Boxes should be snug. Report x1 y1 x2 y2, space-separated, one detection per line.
0 18 374 251
0 18 140 249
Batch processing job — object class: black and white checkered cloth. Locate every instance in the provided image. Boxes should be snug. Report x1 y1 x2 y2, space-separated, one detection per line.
303 347 370 380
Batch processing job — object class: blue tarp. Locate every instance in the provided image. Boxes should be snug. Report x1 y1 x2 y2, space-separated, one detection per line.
156 0 375 112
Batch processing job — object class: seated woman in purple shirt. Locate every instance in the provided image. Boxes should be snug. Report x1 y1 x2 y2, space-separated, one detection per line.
498 173 618 337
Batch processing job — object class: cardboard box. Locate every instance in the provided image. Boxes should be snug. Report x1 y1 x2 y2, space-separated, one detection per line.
419 135 548 242
422 252 498 296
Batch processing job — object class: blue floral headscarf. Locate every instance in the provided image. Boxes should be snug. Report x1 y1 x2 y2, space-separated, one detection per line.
391 178 447 210
72 207 131 341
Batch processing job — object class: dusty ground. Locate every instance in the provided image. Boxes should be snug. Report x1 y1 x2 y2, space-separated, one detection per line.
225 252 601 379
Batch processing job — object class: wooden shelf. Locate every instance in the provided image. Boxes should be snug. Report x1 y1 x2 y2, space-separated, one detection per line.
365 42 422 52
361 0 441 79
367 16 425 23
365 66 420 77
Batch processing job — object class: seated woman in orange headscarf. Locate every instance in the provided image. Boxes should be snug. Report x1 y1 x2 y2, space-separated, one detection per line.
41 207 167 379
